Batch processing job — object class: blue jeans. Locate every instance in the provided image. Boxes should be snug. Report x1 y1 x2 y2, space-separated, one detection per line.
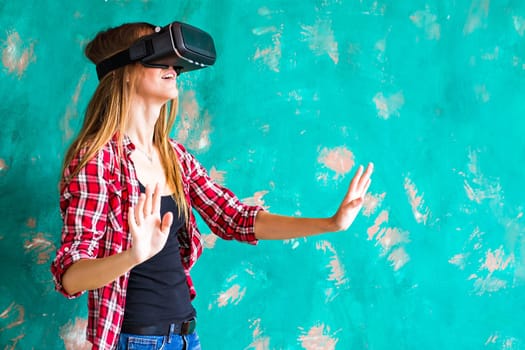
118 332 201 350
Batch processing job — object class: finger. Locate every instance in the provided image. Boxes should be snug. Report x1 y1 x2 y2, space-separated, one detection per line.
347 165 364 197
152 183 161 215
143 184 152 216
135 193 145 226
357 162 374 193
361 178 372 197
160 212 174 235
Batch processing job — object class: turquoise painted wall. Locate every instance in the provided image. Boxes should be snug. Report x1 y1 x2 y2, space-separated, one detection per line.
1 0 524 349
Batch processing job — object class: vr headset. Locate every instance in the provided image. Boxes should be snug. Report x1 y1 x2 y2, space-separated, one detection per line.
96 21 216 80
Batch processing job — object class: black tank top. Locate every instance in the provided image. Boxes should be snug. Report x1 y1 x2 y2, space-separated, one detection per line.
122 184 196 326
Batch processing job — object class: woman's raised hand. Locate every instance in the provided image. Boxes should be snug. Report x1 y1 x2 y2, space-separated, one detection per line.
332 163 374 232
127 183 173 265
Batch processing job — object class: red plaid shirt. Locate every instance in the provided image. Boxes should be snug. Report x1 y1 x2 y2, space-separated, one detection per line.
51 134 262 350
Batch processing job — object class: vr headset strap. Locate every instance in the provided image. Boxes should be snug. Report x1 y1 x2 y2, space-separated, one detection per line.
96 40 153 80
96 50 132 80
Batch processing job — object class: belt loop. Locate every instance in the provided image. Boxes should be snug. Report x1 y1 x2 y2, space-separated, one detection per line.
167 323 175 344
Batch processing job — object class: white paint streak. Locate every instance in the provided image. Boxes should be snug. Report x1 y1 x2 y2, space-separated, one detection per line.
404 176 430 224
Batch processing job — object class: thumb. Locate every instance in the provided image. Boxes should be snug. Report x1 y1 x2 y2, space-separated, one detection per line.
160 212 174 234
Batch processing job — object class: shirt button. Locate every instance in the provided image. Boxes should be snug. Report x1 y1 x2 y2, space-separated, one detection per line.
64 247 70 252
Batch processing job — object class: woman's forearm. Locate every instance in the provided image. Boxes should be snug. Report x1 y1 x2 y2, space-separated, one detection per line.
61 250 138 295
254 211 339 240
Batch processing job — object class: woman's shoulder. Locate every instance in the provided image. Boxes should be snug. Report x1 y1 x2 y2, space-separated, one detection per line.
66 136 121 177
169 138 191 159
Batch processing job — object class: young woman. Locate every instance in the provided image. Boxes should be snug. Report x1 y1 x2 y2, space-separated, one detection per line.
51 22 373 350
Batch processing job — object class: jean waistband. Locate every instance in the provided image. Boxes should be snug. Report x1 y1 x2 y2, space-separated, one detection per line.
121 318 196 336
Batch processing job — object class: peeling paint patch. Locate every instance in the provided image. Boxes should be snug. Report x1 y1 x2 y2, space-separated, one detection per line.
1 30 36 77
482 247 514 273
404 176 430 224
298 324 339 350
463 0 490 35
247 318 271 350
0 158 8 172
317 146 354 179
377 227 411 256
217 283 247 307
300 19 339 64
60 318 90 350
253 26 282 72
0 302 25 332
367 209 389 240
461 149 502 204
26 217 36 228
3 334 24 350
316 240 349 287
468 247 514 295
177 90 213 151
61 73 88 141
449 253 467 270
209 166 226 185
367 209 411 270
362 192 386 217
372 91 405 119
243 190 270 210
201 233 218 249
410 7 441 40
387 246 410 271
23 232 55 264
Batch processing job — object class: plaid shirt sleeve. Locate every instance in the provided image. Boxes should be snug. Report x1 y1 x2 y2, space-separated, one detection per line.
176 143 264 244
51 148 110 298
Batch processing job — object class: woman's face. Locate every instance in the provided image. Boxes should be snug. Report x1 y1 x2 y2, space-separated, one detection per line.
133 64 179 105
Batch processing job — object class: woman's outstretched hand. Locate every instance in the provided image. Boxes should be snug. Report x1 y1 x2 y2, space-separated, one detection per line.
127 183 173 265
331 163 374 231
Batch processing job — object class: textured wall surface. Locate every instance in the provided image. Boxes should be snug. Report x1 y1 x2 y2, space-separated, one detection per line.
1 0 524 349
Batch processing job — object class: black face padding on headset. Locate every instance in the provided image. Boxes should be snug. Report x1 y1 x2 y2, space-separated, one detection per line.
96 21 217 80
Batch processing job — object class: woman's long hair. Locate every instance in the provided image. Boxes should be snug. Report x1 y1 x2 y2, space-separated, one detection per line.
62 22 189 218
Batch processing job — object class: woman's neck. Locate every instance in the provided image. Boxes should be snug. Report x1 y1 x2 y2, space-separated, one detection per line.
125 103 162 152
